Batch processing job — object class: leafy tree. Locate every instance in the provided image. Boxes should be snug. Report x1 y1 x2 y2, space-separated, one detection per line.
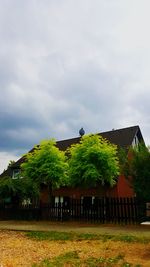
0 176 14 200
7 160 16 168
0 175 38 204
117 146 129 175
122 143 150 200
21 139 68 202
67 134 120 188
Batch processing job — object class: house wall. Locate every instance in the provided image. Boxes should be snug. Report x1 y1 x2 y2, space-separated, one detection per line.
52 186 106 199
40 185 49 204
104 175 135 198
54 176 135 199
39 175 135 204
116 175 135 197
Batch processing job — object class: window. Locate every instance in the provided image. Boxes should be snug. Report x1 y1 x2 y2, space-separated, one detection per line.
82 196 92 208
63 197 70 208
22 198 32 206
132 135 139 147
54 196 64 204
12 169 21 179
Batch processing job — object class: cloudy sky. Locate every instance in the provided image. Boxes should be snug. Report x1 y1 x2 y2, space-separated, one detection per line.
0 0 150 173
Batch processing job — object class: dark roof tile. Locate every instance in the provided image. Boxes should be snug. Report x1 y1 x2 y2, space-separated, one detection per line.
0 125 144 177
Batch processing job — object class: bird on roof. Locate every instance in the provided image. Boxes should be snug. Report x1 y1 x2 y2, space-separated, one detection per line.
79 127 85 136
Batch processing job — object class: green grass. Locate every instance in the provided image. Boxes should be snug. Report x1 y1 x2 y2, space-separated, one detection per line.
27 231 145 267
32 251 80 267
26 230 150 243
32 251 141 267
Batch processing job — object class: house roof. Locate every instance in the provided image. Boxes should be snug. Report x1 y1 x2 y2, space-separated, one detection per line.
57 125 144 151
0 125 144 176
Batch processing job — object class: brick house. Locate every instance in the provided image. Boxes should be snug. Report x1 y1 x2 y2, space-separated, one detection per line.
0 125 144 206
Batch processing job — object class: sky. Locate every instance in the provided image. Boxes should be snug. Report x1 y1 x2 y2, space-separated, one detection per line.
0 0 150 173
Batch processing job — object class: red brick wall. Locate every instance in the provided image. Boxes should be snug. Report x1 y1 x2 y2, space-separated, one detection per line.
52 186 106 199
40 186 49 204
116 175 135 197
106 175 135 198
39 175 135 204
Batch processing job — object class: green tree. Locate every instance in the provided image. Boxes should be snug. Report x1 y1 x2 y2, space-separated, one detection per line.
67 134 120 188
0 176 14 201
122 144 150 200
21 139 68 202
0 175 38 204
7 160 16 168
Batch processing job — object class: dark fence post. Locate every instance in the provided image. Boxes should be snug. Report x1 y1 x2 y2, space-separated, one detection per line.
0 197 148 224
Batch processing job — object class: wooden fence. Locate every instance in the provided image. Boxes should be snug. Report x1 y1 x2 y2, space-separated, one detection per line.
0 197 147 224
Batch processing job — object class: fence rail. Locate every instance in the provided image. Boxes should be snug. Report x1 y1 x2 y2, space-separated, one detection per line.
0 197 146 224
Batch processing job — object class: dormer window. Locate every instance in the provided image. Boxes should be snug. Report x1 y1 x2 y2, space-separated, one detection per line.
12 169 21 179
132 135 139 147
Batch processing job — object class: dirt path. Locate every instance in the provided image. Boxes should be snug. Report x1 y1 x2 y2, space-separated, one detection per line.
0 230 150 266
0 220 150 237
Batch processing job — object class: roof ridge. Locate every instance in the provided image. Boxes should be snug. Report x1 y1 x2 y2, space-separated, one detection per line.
100 125 139 135
56 125 139 143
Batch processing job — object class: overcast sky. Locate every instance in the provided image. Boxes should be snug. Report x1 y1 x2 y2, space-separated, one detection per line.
0 0 150 173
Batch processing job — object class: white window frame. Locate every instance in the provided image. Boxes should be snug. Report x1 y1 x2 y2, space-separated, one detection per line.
12 169 21 179
22 198 32 206
132 135 139 147
54 196 64 204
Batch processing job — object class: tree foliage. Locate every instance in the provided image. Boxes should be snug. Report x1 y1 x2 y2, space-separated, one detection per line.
21 139 68 198
0 175 38 203
68 134 120 187
122 144 150 200
7 160 16 168
0 177 14 199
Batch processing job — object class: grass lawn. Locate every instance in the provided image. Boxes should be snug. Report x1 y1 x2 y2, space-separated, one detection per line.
0 227 150 266
26 229 150 243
